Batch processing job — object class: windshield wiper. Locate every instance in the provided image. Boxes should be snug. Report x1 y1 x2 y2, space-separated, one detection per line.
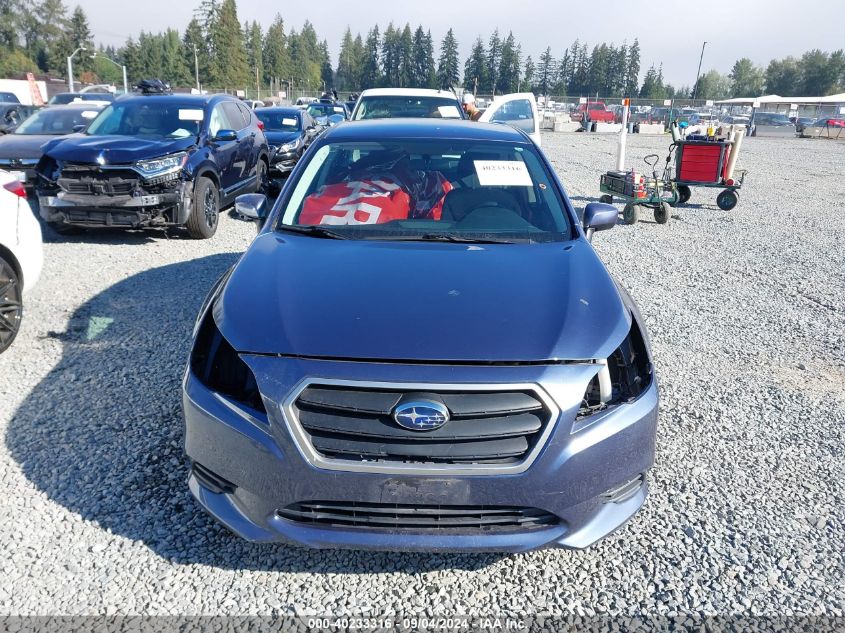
279 225 350 239
418 233 518 244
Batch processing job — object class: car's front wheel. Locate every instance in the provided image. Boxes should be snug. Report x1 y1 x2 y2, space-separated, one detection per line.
186 176 219 239
0 255 23 354
255 159 268 195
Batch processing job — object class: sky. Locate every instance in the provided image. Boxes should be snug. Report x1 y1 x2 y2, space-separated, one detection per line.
77 0 842 87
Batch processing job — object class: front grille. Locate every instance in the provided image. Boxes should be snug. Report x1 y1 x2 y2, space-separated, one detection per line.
292 384 552 466
58 165 139 195
278 501 559 531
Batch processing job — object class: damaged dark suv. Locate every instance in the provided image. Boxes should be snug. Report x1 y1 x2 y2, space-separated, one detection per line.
35 93 269 238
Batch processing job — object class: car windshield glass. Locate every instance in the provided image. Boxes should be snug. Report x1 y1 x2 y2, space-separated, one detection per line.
85 101 203 138
256 111 300 131
276 139 572 243
307 104 346 119
353 96 463 120
15 107 99 135
0 92 19 103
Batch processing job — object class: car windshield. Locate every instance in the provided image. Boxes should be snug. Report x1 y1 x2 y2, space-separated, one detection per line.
276 139 572 243
85 101 203 138
256 111 300 131
0 92 19 103
15 107 100 135
353 96 463 120
307 104 346 119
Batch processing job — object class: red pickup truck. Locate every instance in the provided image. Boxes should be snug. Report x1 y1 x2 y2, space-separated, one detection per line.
571 102 615 123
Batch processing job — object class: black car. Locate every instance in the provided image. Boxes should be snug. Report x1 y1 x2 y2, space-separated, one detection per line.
0 103 38 134
36 93 269 238
0 103 106 191
255 107 319 175
48 92 115 105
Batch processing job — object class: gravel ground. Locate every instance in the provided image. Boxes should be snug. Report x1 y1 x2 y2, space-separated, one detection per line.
0 132 843 618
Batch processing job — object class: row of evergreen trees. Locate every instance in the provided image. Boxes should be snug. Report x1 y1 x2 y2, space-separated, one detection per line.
1 0 844 99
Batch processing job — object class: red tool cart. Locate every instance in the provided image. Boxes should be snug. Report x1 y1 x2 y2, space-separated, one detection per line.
672 138 746 210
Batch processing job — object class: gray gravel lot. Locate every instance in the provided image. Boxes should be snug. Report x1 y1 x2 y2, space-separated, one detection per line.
0 132 843 617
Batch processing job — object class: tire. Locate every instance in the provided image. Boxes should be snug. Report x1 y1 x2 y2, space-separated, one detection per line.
186 176 219 239
599 194 613 204
677 185 691 204
0 256 23 354
716 189 738 211
622 202 638 225
654 201 671 224
255 159 268 195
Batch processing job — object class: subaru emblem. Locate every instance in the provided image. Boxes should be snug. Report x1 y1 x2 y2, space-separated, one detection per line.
393 401 450 432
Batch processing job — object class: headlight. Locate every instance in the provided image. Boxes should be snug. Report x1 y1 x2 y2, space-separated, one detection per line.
279 138 301 153
134 152 187 177
577 320 652 419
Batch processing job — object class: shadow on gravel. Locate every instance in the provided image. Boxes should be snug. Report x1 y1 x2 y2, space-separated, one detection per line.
5 255 502 573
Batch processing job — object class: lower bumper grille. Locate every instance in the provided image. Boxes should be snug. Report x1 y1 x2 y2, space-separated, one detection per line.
278 501 559 531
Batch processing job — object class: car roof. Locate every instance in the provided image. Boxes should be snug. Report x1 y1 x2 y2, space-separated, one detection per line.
112 93 233 107
256 106 302 115
321 118 529 143
358 88 459 100
51 102 108 109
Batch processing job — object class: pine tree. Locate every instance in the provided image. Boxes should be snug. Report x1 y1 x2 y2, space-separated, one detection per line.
522 55 534 92
319 40 333 91
381 23 399 87
436 28 460 90
486 29 501 94
263 14 289 91
496 32 519 94
34 0 69 72
245 21 263 93
182 18 208 89
336 27 356 91
398 24 413 88
625 38 640 96
536 46 555 96
463 37 487 95
209 0 249 88
361 25 380 90
411 26 427 87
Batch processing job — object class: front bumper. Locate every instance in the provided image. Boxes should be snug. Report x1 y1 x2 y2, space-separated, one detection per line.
37 183 190 228
183 357 658 552
269 149 300 174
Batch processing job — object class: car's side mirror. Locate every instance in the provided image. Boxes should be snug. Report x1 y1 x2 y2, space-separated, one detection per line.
235 193 268 222
582 202 617 241
72 124 86 133
212 129 237 142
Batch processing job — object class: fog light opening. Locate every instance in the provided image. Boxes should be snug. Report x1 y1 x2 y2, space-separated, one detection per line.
191 462 236 495
601 474 645 504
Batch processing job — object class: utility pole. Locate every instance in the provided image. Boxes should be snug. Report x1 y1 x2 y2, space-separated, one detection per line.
691 41 707 102
193 45 200 92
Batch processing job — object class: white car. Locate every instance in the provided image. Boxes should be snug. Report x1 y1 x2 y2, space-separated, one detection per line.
0 169 43 353
351 88 542 146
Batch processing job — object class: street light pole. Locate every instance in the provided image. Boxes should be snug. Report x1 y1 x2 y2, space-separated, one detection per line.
92 53 128 94
67 46 86 92
691 41 707 102
193 45 200 92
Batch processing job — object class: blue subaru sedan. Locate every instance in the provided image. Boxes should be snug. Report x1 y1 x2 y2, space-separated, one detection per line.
182 119 658 552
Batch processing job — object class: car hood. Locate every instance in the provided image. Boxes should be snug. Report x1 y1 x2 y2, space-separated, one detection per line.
42 135 196 164
0 134 59 159
265 131 301 146
215 234 631 362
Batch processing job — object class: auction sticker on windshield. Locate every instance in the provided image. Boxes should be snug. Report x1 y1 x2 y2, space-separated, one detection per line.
474 160 532 186
179 109 204 121
438 105 461 118
282 118 297 126
81 110 99 119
